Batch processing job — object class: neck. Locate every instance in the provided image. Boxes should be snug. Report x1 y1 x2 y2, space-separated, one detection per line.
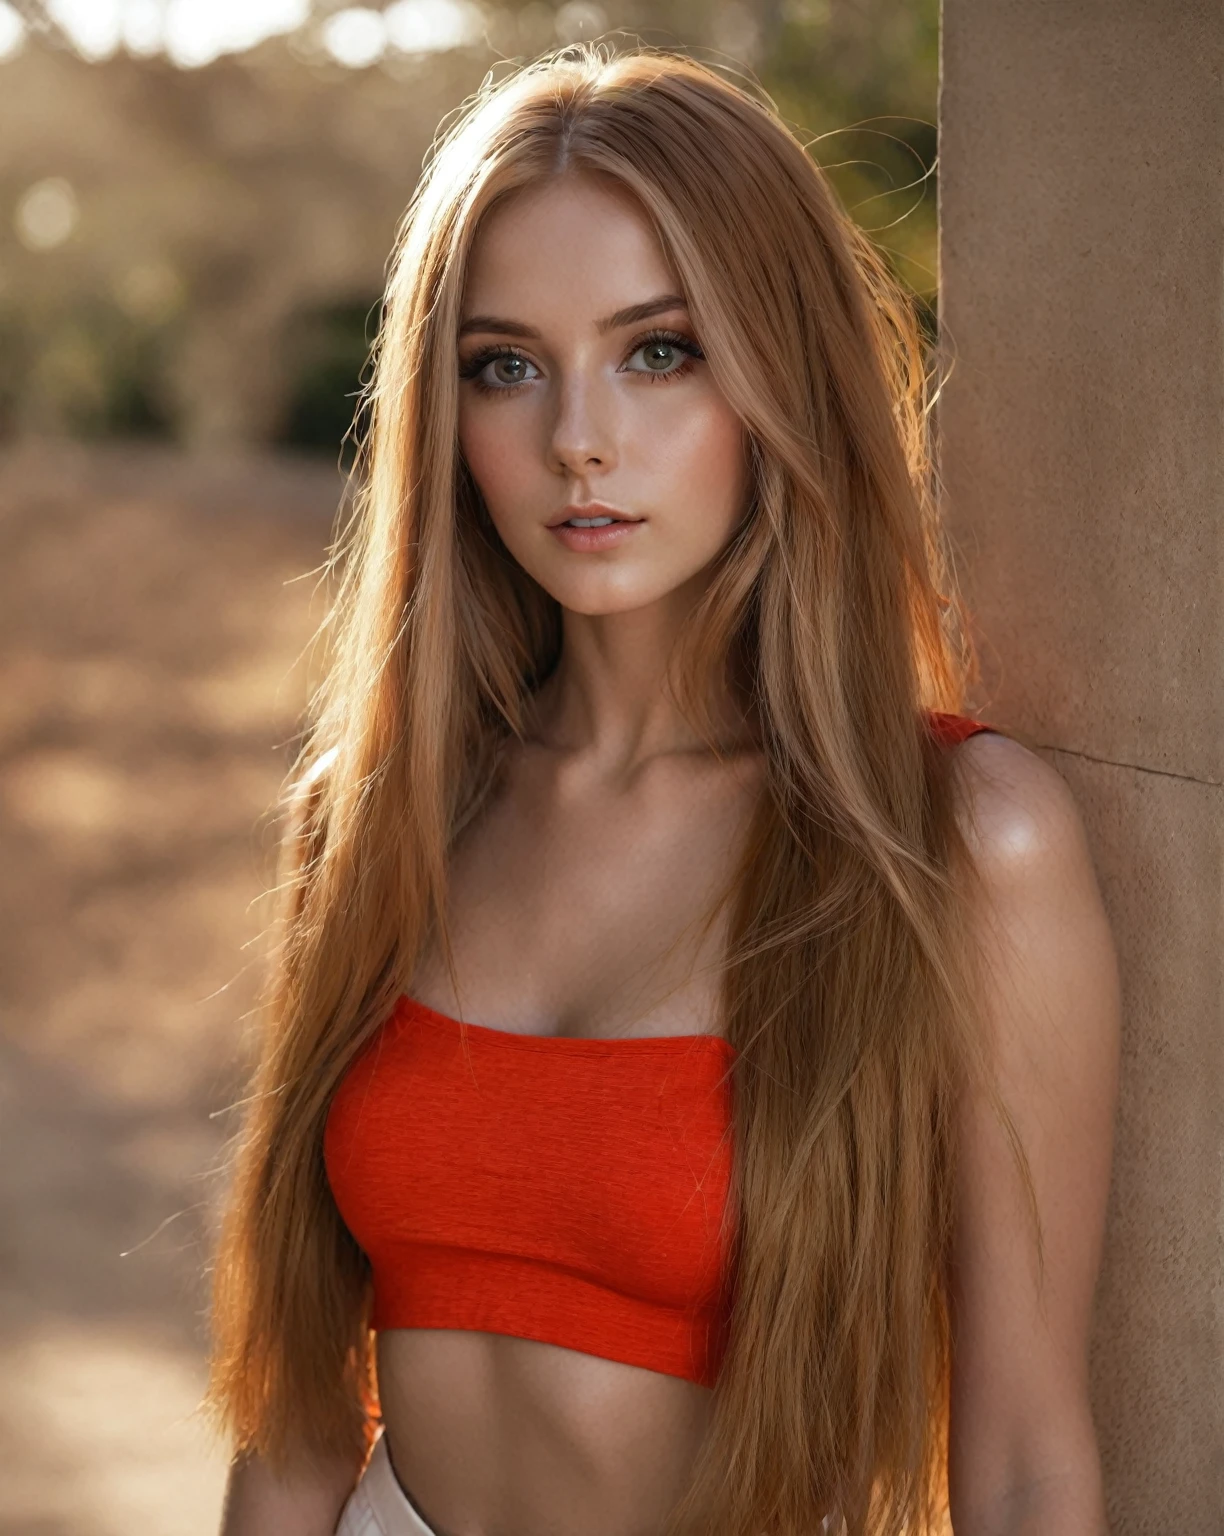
526 576 749 773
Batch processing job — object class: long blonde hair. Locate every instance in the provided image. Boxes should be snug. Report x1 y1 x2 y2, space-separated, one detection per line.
209 47 1000 1536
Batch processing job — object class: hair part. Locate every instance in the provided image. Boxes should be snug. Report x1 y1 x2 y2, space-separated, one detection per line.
207 44 1021 1536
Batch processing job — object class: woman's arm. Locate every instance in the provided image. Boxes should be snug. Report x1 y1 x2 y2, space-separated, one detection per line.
219 1445 363 1536
946 734 1121 1536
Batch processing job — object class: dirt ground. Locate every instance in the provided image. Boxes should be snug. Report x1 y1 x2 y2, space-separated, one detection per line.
0 443 345 1535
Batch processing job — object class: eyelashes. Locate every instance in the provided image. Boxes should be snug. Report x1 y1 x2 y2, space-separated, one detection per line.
458 347 539 390
459 327 705 395
624 328 705 379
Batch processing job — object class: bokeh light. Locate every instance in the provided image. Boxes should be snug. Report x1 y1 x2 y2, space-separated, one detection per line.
15 178 80 252
43 0 313 67
0 1 23 59
554 2 607 43
384 0 484 54
323 6 387 66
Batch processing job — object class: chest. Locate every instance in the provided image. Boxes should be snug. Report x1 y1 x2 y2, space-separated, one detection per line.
411 746 762 1040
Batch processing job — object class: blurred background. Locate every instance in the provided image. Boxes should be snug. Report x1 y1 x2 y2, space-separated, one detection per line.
0 3 937 1530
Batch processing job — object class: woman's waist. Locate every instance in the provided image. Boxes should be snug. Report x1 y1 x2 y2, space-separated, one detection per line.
373 1327 714 1536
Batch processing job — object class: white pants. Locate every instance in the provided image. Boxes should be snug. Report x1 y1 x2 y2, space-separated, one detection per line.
335 1430 437 1536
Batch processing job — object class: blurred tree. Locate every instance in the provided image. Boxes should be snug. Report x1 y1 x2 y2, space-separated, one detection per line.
280 299 380 464
760 0 940 317
0 0 937 452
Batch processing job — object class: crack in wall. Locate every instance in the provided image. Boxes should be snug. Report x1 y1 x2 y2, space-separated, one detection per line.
1035 743 1224 790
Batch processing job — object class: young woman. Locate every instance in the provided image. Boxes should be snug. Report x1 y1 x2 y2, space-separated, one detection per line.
210 47 1120 1536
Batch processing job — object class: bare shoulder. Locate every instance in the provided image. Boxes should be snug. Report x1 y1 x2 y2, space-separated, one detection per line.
946 729 1120 1089
948 730 1094 898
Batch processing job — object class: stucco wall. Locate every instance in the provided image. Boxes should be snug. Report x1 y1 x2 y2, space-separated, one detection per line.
939 2 1223 1528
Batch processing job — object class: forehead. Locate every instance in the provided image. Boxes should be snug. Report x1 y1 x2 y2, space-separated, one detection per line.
461 175 679 322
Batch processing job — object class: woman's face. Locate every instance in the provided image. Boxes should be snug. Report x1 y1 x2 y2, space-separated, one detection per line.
457 174 750 617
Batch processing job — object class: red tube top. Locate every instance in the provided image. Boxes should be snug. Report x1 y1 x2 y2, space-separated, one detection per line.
325 998 737 1385
323 713 991 1388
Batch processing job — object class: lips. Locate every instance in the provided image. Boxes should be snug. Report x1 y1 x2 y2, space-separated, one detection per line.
546 503 642 529
546 506 645 553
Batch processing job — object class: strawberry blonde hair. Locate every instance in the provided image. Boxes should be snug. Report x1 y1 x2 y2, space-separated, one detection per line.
208 46 1018 1536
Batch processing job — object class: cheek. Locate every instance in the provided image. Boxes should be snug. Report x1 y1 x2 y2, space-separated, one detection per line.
457 399 541 517
636 388 749 540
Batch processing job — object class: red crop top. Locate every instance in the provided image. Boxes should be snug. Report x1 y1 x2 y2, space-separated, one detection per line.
323 713 992 1388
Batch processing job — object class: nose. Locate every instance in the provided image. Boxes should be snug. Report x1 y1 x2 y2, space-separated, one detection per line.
547 373 617 477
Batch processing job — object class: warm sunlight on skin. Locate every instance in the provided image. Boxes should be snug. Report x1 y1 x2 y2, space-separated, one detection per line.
457 175 751 622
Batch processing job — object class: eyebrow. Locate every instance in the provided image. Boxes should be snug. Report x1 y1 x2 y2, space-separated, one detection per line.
458 293 689 339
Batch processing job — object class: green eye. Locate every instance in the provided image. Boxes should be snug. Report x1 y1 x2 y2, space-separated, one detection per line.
623 330 702 377
641 341 677 371
491 355 531 384
460 348 539 390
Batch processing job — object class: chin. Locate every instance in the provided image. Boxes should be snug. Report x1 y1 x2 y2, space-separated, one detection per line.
541 570 688 617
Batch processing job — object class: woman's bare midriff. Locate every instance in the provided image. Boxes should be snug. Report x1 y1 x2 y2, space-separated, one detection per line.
376 1329 714 1536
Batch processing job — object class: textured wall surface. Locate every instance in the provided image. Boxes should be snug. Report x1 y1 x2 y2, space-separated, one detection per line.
939 2 1222 1529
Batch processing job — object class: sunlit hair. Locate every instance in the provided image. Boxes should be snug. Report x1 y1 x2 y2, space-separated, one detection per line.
208 45 1020 1536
